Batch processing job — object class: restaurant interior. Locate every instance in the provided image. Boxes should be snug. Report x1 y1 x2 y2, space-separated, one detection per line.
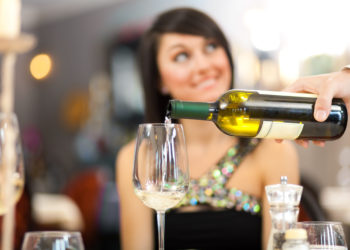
1 0 350 249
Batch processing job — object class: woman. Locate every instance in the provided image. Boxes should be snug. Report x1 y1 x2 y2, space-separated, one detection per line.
116 8 299 250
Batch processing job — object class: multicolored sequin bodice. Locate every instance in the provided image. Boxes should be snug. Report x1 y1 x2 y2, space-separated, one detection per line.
177 139 261 214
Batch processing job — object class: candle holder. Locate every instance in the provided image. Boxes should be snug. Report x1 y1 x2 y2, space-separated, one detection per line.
0 32 36 250
0 33 36 53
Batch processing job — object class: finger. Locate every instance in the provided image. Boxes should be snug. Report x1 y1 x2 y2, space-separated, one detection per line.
285 74 333 95
314 96 332 122
312 141 325 147
314 78 335 122
284 79 305 92
295 139 309 148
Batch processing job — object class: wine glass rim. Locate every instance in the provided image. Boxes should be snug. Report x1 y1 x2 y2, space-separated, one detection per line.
297 221 343 225
24 231 82 238
138 123 182 127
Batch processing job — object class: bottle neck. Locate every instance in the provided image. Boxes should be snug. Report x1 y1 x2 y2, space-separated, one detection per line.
168 100 214 120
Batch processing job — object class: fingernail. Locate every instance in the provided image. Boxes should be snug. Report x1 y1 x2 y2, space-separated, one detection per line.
315 110 327 121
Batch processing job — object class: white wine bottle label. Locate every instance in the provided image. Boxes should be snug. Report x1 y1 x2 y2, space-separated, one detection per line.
256 121 304 139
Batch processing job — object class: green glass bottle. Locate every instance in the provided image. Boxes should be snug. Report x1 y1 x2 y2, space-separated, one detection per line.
167 89 347 140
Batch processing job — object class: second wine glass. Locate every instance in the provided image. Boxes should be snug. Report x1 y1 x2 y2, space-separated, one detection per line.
297 221 348 249
0 113 25 215
133 123 189 250
21 231 85 250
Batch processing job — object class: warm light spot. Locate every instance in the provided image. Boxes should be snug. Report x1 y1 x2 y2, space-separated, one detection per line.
244 9 281 52
278 49 300 86
236 49 260 88
30 54 52 80
260 60 279 89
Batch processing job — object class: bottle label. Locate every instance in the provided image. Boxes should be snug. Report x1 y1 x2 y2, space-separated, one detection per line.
255 121 303 139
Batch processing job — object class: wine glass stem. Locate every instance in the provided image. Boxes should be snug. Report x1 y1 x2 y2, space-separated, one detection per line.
157 211 165 250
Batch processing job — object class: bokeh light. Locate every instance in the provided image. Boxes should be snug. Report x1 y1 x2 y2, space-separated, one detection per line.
30 53 53 80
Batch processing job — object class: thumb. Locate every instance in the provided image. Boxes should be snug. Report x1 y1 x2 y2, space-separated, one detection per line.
314 92 333 122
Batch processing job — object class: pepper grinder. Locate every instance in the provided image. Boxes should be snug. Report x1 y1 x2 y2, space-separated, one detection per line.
266 176 303 250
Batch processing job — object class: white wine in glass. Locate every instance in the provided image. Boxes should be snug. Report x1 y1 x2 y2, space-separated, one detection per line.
0 113 25 215
133 123 189 250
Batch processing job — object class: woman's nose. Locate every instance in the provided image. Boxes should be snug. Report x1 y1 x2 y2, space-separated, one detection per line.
193 52 211 73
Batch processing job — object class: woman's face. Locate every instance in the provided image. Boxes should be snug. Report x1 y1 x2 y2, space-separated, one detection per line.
157 33 232 102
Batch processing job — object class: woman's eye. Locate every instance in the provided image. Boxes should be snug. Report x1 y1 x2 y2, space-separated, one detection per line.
174 52 189 62
205 42 217 53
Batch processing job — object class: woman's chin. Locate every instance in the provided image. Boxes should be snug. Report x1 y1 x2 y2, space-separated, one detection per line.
200 90 227 102
177 88 228 102
191 94 222 102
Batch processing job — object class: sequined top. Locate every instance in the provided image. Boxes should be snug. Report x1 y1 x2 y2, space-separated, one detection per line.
176 138 261 214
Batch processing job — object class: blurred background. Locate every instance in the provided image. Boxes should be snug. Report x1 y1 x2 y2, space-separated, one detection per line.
5 0 350 249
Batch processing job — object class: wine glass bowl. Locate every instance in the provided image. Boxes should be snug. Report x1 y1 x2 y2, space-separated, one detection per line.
133 123 189 249
0 113 25 215
297 221 347 249
21 231 85 250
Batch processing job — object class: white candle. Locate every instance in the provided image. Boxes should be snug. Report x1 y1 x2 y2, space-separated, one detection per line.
0 0 21 38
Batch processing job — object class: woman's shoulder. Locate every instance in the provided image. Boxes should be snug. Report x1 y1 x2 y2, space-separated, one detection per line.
116 139 136 173
118 139 136 158
253 139 296 157
250 139 299 182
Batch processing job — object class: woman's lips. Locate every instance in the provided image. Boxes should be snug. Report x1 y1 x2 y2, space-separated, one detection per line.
196 78 217 90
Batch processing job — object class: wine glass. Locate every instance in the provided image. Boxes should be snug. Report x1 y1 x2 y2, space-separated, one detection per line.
133 123 189 250
21 231 85 250
0 113 25 215
297 221 348 249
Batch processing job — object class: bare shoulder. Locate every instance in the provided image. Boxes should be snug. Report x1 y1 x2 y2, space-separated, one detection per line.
115 140 154 249
254 139 297 160
117 140 136 165
116 139 136 183
252 139 299 185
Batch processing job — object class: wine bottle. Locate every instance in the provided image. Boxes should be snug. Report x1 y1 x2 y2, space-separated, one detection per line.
166 89 348 140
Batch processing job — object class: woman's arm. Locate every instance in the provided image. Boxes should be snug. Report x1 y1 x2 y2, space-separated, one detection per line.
116 141 154 250
255 140 299 250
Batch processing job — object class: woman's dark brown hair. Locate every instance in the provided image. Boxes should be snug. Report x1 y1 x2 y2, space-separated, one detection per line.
137 8 234 123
